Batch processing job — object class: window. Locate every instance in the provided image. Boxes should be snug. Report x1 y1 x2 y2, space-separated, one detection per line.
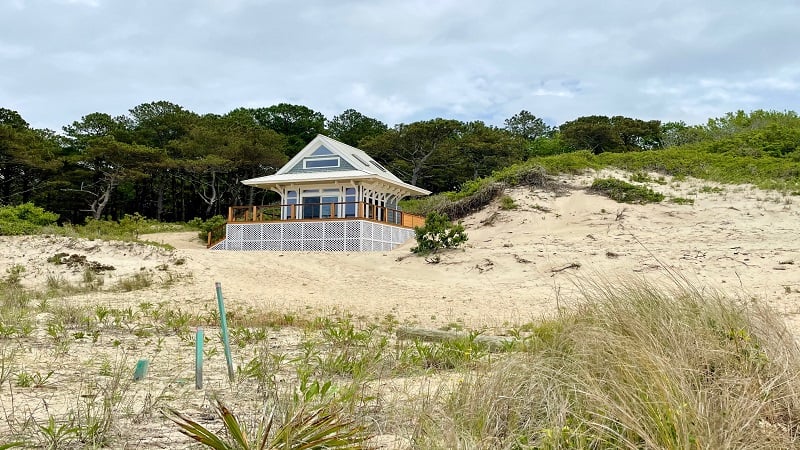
284 190 298 219
370 160 388 172
303 157 340 169
345 187 356 217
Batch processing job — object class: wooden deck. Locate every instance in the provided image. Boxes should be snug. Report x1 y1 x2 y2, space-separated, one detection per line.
208 202 425 247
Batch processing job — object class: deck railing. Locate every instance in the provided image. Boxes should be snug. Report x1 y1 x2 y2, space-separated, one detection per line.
227 201 425 229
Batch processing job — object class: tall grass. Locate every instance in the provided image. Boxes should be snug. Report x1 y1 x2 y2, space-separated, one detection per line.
415 279 800 449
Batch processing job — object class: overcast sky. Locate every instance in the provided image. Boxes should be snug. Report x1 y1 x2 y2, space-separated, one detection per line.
1 0 798 132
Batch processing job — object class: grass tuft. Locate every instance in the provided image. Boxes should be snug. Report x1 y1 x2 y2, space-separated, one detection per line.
590 178 665 204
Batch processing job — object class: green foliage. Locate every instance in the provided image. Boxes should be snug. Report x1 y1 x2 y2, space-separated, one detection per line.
41 214 188 248
499 195 517 210
590 178 665 204
164 397 368 450
0 203 58 235
559 115 662 154
411 212 468 255
326 108 388 147
669 197 695 205
191 214 227 242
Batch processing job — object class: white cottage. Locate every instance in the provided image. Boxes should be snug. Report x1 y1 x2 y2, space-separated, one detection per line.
209 134 431 251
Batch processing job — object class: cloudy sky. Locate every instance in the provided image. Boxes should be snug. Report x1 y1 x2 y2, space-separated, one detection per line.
1 0 798 131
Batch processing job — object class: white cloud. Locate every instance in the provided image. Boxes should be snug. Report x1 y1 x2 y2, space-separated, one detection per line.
2 0 799 130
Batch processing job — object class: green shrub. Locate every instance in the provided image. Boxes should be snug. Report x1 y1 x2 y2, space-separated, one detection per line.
670 197 695 205
412 212 468 255
590 178 665 204
499 195 517 210
0 203 59 235
192 215 227 242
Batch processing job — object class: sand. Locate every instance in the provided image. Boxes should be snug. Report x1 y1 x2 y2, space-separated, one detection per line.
5 169 800 332
1 169 799 447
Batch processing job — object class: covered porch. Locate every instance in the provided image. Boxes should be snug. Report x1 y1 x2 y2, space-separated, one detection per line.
227 201 426 228
207 202 425 248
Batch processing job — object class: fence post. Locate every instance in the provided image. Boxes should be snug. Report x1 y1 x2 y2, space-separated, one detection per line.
215 282 235 381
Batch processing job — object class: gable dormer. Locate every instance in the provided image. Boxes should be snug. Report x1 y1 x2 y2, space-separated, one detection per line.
284 144 357 174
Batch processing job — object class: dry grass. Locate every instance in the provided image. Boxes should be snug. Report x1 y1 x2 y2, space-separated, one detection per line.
414 279 800 449
3 252 800 449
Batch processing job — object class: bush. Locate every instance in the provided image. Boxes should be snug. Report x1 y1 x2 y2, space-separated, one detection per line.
411 212 468 255
499 195 517 210
590 178 665 204
191 215 227 242
0 203 59 235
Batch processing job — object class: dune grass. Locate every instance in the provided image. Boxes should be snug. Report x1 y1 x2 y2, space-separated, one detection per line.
415 279 800 449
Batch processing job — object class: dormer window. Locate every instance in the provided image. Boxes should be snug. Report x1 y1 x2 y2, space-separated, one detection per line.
303 157 340 169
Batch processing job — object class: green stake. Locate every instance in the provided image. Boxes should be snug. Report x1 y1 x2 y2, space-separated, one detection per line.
195 328 204 389
215 282 235 381
133 359 149 381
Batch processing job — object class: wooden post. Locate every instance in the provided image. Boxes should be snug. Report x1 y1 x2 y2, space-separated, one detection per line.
215 282 235 382
252 206 257 221
290 204 295 220
227 207 233 222
195 328 204 389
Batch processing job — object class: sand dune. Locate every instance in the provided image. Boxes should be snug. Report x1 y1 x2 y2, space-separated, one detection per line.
7 169 798 333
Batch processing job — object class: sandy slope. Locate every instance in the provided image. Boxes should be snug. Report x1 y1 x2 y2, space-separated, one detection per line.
1 170 799 448
7 169 798 333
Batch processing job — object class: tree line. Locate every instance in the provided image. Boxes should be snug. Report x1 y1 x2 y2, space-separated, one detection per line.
1 102 798 223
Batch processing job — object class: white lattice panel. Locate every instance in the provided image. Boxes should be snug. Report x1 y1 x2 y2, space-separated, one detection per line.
345 239 360 251
284 240 303 251
346 222 360 239
263 241 282 251
326 239 346 252
326 222 346 239
220 220 415 252
283 224 303 241
263 223 282 240
228 225 243 241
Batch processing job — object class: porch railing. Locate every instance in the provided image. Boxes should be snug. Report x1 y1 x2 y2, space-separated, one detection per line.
226 202 425 229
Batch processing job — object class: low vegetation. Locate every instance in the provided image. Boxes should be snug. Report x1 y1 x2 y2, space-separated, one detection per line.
3 255 798 448
411 212 468 255
590 177 665 204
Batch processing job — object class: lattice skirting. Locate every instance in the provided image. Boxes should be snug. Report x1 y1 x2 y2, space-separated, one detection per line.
209 220 416 252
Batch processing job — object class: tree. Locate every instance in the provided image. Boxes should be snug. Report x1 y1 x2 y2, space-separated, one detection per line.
360 118 463 188
457 121 525 180
63 113 165 219
559 115 662 154
70 136 164 219
0 109 62 205
610 116 662 151
128 101 198 148
245 104 326 157
327 109 388 147
559 116 622 154
661 121 704 147
170 114 288 216
504 110 553 141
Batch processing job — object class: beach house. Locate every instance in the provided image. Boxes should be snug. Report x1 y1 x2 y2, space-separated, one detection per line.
208 134 430 251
